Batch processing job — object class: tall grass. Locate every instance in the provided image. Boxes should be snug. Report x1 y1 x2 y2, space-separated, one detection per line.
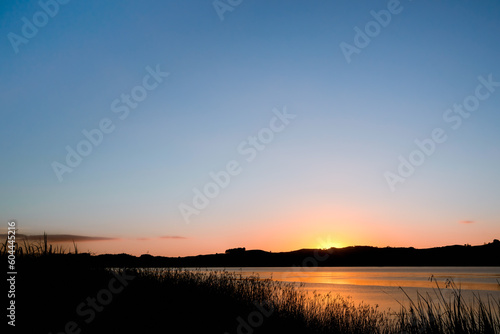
0 232 78 257
128 268 391 333
394 276 500 334
130 268 500 333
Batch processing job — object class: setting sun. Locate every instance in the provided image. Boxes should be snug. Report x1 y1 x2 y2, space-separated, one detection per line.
316 236 345 250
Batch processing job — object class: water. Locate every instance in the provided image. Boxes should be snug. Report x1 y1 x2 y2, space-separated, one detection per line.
188 267 500 311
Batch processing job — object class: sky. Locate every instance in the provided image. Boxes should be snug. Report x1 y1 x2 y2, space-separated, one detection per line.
1 0 499 256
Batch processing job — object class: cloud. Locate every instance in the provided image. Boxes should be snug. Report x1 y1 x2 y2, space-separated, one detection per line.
0 233 187 242
159 235 187 240
0 234 118 242
460 220 475 224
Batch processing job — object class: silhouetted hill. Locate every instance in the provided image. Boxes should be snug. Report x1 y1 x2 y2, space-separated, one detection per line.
85 239 500 268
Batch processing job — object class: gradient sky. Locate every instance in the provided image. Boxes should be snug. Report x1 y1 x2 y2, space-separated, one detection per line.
1 0 499 256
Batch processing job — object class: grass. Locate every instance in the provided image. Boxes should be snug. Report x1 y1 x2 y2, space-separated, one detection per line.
3 238 499 333
394 276 500 334
127 268 500 333
1 231 79 257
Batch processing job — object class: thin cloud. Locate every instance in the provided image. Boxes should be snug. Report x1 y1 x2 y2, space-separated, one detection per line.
0 234 118 242
159 236 187 240
460 220 475 224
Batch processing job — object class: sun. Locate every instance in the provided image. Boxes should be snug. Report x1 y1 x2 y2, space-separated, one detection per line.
316 236 344 250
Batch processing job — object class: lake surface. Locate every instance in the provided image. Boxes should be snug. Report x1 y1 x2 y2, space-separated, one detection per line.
188 267 500 312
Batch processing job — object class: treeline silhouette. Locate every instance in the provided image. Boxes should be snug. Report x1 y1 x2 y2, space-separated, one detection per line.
57 239 500 268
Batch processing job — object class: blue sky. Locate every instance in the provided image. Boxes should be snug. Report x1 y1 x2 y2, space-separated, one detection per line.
1 0 499 256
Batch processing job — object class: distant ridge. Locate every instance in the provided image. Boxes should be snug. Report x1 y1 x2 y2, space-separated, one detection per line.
70 239 500 268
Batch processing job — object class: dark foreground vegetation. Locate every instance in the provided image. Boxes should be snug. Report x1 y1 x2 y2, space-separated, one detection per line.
3 238 500 333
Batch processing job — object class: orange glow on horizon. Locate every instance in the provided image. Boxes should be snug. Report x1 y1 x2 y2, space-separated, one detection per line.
316 240 345 250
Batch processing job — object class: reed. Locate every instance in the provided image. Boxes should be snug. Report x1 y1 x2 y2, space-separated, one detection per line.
0 231 78 257
127 268 500 333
